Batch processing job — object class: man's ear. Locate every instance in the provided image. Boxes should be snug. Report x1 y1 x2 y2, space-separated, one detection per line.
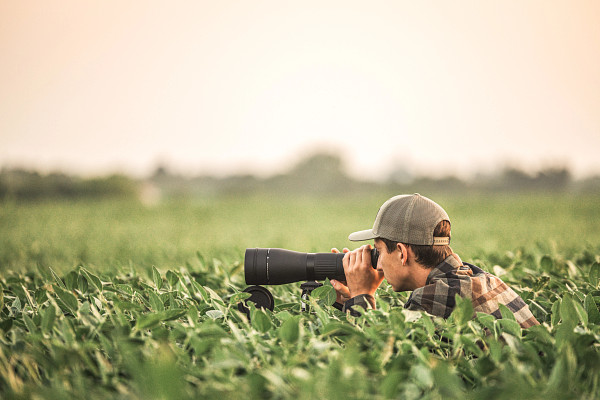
397 243 409 266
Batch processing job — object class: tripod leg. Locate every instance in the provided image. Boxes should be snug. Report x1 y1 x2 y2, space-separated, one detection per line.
300 281 323 312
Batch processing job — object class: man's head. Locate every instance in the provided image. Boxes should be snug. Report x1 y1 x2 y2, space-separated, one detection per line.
348 194 452 291
378 220 452 267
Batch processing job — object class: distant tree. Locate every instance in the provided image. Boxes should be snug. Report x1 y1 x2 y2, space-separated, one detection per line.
151 165 170 180
576 175 600 193
78 174 138 198
266 152 356 195
0 168 138 200
500 167 533 191
534 167 571 191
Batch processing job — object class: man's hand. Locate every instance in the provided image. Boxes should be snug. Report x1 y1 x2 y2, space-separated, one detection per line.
341 244 384 298
330 248 351 304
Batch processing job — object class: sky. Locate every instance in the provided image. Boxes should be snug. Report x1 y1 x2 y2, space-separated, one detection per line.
1 1 599 180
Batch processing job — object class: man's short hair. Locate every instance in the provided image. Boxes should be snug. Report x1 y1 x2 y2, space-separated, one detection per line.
379 220 452 268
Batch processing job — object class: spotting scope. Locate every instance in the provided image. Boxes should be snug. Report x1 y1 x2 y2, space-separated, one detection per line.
244 248 379 285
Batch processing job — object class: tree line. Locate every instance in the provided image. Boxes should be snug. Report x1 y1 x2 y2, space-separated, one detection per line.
0 169 137 200
2 153 600 201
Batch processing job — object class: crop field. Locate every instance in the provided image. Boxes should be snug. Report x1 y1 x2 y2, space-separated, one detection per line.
1 193 599 399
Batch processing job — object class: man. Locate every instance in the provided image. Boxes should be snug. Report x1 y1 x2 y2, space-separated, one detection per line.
330 193 539 329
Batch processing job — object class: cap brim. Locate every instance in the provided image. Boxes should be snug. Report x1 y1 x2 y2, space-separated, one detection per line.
348 229 377 241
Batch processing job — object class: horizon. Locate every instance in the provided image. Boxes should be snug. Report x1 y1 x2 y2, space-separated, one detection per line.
0 152 588 185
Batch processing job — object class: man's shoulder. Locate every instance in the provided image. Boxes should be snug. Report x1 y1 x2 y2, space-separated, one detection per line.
406 256 498 318
406 257 471 318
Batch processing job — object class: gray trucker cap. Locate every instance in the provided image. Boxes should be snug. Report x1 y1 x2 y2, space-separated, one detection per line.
348 194 450 245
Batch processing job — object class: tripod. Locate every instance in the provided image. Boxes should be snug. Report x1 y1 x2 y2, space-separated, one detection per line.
300 281 323 312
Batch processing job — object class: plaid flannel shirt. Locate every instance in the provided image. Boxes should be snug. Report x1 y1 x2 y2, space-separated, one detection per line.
404 254 539 328
341 254 539 329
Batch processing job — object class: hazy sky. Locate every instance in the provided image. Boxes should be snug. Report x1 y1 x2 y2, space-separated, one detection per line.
1 1 599 180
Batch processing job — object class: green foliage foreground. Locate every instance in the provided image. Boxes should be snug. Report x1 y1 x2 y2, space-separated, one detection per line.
1 196 600 399
1 249 599 399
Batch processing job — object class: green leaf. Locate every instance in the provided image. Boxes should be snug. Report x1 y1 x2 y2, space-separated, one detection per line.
546 346 576 392
0 319 13 332
498 303 517 321
533 275 550 292
148 291 165 312
560 293 587 327
81 268 103 292
560 294 576 326
451 294 473 327
196 251 205 267
135 309 185 330
421 313 436 337
203 286 225 306
311 284 336 305
64 271 78 291
53 286 79 314
566 260 580 279
590 262 600 288
192 281 208 302
168 292 177 309
459 335 484 357
22 285 37 312
497 319 522 338
229 292 251 306
23 314 37 333
585 294 600 325
279 316 300 344
309 298 331 326
321 322 358 337
166 270 179 287
476 312 496 332
488 339 503 363
554 323 575 348
551 299 561 327
540 255 554 271
161 309 186 321
11 297 22 313
410 364 434 390
41 305 56 333
205 310 224 319
546 355 566 392
136 313 163 330
381 371 403 398
77 273 89 293
431 360 465 397
49 267 66 289
524 324 553 345
573 296 589 326
34 289 47 305
251 309 272 333
275 310 293 322
573 290 585 302
152 266 163 290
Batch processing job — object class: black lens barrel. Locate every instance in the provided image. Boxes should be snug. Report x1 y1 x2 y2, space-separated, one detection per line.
244 248 379 285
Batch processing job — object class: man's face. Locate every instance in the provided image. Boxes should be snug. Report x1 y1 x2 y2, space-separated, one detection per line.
373 239 411 292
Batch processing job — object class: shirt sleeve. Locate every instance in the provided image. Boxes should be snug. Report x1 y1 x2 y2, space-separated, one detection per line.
342 294 376 316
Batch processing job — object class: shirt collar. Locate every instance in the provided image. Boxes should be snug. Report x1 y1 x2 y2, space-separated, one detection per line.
425 254 463 284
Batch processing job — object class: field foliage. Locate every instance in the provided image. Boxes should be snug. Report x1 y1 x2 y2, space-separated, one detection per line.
0 194 599 399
